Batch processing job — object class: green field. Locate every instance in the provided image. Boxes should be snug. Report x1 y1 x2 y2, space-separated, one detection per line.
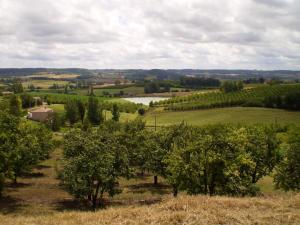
27 92 108 103
76 86 145 96
49 104 300 127
104 110 139 122
49 104 139 122
49 104 65 114
144 107 300 126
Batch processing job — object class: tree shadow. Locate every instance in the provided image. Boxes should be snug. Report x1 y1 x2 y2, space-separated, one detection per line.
127 183 171 195
134 172 151 181
35 165 51 170
6 182 31 188
22 172 45 178
109 197 162 207
54 199 93 212
55 196 163 212
0 196 26 214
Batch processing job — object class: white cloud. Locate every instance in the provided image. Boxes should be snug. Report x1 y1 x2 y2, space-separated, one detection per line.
0 0 299 69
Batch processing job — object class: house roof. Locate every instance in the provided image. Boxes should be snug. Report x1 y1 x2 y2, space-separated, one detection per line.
29 107 53 113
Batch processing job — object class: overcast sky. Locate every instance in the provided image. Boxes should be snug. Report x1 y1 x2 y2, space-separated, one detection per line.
0 0 300 69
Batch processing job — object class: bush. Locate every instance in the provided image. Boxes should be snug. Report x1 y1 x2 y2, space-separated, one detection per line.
138 108 145 116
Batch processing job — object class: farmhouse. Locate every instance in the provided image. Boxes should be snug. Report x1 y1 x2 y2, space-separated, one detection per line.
27 107 53 122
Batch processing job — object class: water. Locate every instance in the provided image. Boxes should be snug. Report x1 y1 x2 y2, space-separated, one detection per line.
123 97 169 105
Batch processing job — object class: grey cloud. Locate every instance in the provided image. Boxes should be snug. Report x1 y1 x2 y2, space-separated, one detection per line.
252 0 293 7
0 0 299 69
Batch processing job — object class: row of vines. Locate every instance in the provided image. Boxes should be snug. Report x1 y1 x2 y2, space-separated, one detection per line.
155 84 300 111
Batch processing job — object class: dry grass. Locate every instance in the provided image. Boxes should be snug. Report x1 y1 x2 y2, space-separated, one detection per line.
22 80 69 89
0 194 299 225
28 73 79 79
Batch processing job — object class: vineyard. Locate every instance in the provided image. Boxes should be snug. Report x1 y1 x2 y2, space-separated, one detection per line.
156 84 300 111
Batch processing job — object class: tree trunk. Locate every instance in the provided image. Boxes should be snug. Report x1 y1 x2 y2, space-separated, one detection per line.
92 196 97 211
92 181 101 211
204 169 208 195
204 150 208 195
99 190 105 208
252 166 257 183
173 185 178 197
154 175 158 185
209 182 215 196
13 175 17 185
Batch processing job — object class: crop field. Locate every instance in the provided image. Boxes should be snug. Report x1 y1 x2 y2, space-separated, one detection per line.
157 84 300 111
144 107 300 126
27 73 80 79
22 80 69 89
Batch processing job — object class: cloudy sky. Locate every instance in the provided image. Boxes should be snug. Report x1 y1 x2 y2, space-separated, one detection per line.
0 0 300 69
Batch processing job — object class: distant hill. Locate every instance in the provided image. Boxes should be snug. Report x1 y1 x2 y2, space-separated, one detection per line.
0 68 299 80
0 68 93 77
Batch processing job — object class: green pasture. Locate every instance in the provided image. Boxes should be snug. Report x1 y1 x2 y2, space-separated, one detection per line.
144 107 300 126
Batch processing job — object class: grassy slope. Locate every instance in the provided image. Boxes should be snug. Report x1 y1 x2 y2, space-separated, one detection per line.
145 107 300 126
1 194 299 225
46 104 300 127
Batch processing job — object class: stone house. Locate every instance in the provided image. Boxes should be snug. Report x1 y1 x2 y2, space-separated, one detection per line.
27 107 54 122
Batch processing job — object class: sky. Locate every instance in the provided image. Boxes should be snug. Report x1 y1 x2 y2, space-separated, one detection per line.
0 0 300 70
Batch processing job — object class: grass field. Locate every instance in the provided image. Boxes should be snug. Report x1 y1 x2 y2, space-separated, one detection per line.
49 104 65 114
104 110 139 122
145 107 300 126
48 105 300 127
